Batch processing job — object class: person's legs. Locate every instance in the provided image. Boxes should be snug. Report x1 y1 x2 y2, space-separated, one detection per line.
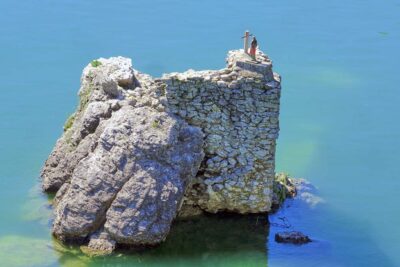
250 48 256 60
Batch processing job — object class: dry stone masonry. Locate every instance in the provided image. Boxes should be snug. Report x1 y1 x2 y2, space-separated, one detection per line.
159 50 280 214
41 49 281 252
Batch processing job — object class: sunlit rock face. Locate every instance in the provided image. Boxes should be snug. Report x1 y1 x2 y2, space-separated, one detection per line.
41 49 281 250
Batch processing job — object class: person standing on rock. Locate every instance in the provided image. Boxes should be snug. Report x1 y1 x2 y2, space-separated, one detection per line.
249 36 258 60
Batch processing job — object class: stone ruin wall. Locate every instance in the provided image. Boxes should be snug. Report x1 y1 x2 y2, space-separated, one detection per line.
156 50 282 214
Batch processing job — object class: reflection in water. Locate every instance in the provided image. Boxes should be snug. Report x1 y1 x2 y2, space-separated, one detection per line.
53 214 269 267
20 175 397 267
148 214 269 258
20 184 271 267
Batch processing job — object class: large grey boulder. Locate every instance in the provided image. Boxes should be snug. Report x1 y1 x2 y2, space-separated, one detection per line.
53 105 204 244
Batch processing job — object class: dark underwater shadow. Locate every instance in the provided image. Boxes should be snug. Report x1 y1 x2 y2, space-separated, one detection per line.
53 213 269 267
149 213 269 257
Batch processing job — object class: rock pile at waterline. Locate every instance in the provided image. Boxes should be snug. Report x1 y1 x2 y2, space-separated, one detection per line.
41 49 281 252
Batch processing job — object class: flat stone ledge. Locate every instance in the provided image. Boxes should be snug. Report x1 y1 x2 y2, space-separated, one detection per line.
235 60 273 77
227 49 274 79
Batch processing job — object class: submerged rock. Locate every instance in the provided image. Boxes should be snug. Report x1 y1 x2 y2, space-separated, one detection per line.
270 177 323 246
80 229 116 256
275 231 311 244
41 49 282 251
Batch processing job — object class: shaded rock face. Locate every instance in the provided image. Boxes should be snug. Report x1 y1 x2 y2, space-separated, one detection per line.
41 50 281 250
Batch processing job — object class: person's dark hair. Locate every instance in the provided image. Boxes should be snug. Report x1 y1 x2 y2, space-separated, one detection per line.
251 37 257 47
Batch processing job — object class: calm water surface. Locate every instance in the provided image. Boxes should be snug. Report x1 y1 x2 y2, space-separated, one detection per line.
0 0 399 266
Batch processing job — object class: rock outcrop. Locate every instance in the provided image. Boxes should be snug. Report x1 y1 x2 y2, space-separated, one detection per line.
41 50 281 251
271 172 297 211
275 231 312 244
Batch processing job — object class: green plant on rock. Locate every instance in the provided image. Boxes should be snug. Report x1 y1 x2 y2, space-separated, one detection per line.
273 184 286 204
152 120 160 128
63 113 75 132
90 60 102 68
78 84 93 112
273 172 291 204
275 172 290 186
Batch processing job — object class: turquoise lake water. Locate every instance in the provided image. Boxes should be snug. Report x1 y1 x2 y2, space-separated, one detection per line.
1 0 399 266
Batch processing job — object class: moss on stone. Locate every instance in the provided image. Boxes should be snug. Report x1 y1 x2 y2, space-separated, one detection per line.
273 172 295 206
78 84 93 112
275 172 289 186
151 120 160 128
63 80 95 148
80 245 113 257
63 113 76 132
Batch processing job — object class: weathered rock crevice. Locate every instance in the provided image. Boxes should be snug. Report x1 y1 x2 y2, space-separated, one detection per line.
41 50 281 252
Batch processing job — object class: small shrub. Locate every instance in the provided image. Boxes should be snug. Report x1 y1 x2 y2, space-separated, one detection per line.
91 60 102 68
273 172 291 204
